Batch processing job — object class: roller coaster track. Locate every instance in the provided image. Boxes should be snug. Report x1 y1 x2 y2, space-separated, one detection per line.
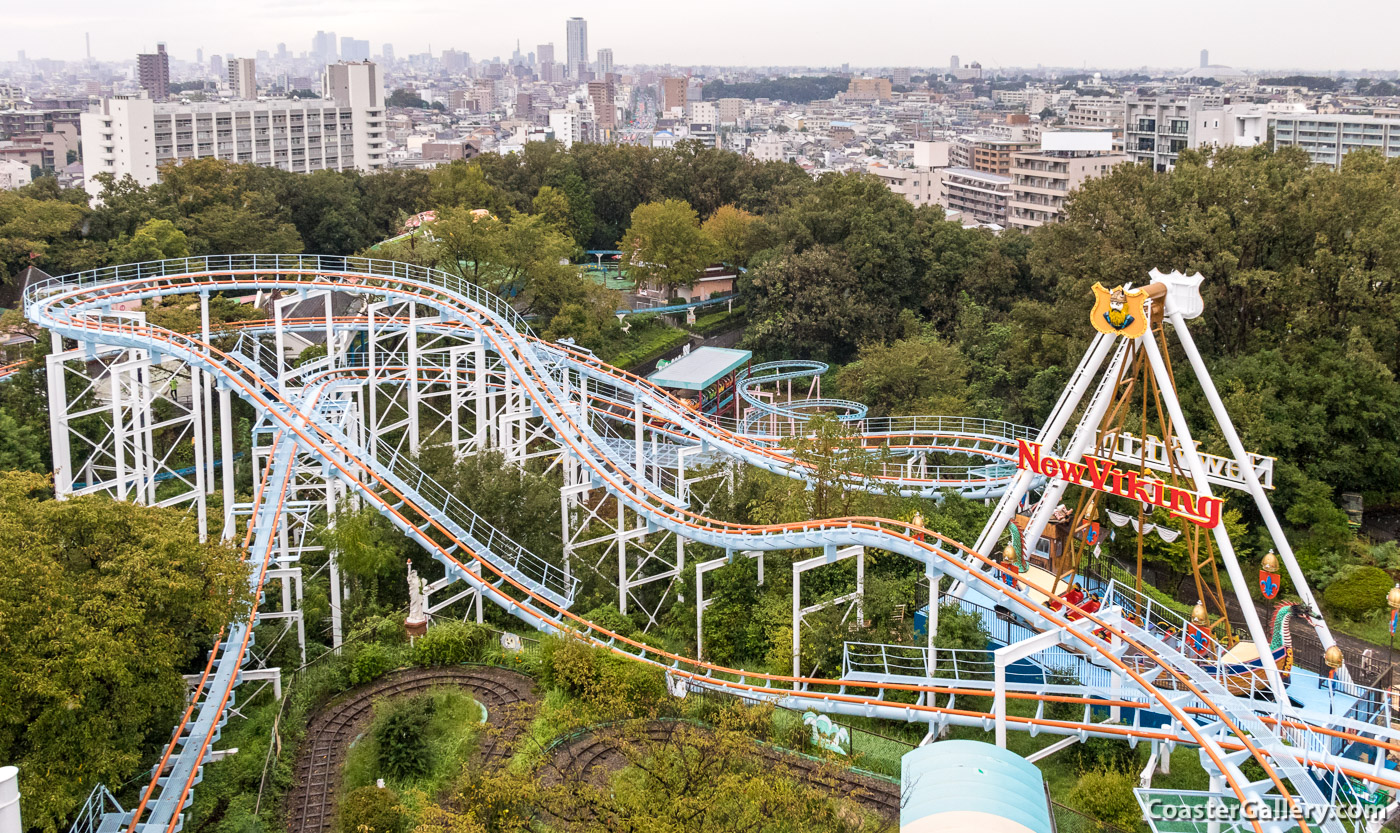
22 256 1400 833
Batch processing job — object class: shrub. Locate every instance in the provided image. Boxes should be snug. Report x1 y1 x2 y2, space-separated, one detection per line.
1065 736 1138 775
373 696 434 781
1323 565 1393 619
540 635 604 695
1067 768 1141 831
338 785 405 833
597 660 667 715
350 643 395 686
411 621 490 666
579 603 637 637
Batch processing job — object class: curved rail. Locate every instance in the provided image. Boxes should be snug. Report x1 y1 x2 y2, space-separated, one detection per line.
22 259 1392 833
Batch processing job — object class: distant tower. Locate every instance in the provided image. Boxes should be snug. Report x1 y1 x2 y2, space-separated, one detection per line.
566 17 588 80
950 54 959 71
138 43 170 101
86 33 91 61
1200 49 1209 68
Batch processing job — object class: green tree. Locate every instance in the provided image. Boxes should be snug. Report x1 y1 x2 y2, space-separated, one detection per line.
114 218 190 263
428 161 510 216
0 472 251 832
702 204 759 267
744 245 885 362
619 198 716 289
836 324 969 416
530 184 574 236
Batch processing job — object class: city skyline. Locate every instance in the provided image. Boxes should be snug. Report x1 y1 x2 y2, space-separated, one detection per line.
7 0 1400 71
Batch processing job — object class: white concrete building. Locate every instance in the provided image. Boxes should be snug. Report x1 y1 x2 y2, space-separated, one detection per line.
81 61 386 198
1122 96 1298 171
1271 114 1400 169
548 109 582 148
0 158 32 189
689 101 717 127
868 164 939 206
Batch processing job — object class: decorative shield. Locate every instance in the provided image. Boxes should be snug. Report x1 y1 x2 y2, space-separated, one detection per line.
1091 283 1150 339
1258 570 1280 600
1185 623 1208 657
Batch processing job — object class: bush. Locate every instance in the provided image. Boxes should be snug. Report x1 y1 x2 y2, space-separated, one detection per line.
541 636 604 696
411 621 490 666
338 785 405 833
1323 565 1393 619
580 603 637 637
350 643 396 686
373 696 434 781
1065 736 1138 775
1067 768 1141 831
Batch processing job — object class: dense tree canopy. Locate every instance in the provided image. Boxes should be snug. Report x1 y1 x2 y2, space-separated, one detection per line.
0 472 251 832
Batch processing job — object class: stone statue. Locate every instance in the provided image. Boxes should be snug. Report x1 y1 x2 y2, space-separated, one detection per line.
405 560 428 637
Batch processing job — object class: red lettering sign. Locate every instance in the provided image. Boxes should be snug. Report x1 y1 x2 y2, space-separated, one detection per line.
1016 441 1222 529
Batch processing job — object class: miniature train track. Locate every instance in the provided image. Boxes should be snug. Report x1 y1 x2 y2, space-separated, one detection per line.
539 720 902 825
285 665 536 833
287 666 900 833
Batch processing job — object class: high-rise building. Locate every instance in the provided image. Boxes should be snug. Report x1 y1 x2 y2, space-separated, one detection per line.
228 57 257 100
565 17 588 79
82 63 386 198
196 48 203 65
588 79 615 130
381 44 395 64
340 37 370 62
442 50 469 72
596 48 613 78
210 55 223 77
950 55 959 71
137 43 170 102
661 77 687 114
277 43 288 60
312 31 338 61
1200 49 1209 68
537 43 554 66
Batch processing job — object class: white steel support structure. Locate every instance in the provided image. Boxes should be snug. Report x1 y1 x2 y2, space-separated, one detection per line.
695 549 764 661
792 545 865 679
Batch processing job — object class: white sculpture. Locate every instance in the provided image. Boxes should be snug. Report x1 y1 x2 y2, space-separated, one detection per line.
406 560 427 628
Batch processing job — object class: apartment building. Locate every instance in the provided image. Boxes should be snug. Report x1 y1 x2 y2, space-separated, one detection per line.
940 167 1012 226
228 58 257 101
137 43 170 101
1008 132 1128 230
661 77 688 115
716 98 746 125
950 135 1038 175
81 61 386 198
1123 95 1280 171
1065 99 1123 130
868 164 939 206
549 109 582 148
587 80 616 131
1271 114 1400 169
846 78 893 102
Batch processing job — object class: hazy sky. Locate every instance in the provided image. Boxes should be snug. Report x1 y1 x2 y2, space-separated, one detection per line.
9 0 1397 71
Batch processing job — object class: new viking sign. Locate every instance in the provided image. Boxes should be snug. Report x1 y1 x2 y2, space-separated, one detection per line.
1017 440 1223 529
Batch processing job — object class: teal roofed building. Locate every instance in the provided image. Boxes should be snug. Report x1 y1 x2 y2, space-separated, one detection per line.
900 740 1054 833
